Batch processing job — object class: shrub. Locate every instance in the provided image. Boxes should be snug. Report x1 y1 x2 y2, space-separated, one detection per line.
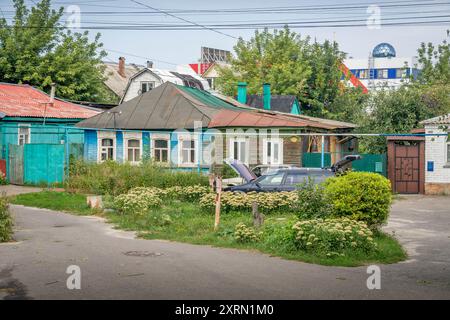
66 160 209 195
292 217 377 257
165 185 211 201
324 172 392 226
295 178 332 220
0 196 13 242
234 222 262 243
113 187 162 215
199 191 298 214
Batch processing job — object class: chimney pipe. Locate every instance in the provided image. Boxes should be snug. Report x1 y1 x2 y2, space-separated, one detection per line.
237 82 247 104
147 60 153 68
118 57 126 78
263 83 271 110
49 83 56 104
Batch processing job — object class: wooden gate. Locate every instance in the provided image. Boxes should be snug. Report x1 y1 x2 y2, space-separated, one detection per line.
387 137 425 194
8 144 24 185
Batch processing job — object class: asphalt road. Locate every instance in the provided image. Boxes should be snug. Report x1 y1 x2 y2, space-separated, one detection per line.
1 196 450 300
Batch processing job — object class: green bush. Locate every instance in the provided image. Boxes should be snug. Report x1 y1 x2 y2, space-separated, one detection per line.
66 160 209 195
0 196 13 242
292 217 377 257
113 187 163 215
324 172 392 226
199 191 298 214
295 178 332 220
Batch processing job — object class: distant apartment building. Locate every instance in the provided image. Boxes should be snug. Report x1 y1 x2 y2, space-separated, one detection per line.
343 43 421 90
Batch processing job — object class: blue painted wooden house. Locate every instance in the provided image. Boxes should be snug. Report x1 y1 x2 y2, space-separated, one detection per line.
76 82 356 172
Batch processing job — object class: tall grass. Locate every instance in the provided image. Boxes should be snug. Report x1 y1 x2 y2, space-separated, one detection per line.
66 160 209 195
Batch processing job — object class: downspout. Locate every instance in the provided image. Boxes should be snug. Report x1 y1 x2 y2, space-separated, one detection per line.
321 135 325 168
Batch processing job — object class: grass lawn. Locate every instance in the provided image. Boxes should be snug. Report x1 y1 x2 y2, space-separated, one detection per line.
10 191 98 215
10 191 407 267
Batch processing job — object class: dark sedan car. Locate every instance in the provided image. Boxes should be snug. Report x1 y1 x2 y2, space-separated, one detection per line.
223 155 360 193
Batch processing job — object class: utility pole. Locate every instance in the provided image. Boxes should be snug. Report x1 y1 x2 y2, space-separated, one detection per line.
108 111 122 130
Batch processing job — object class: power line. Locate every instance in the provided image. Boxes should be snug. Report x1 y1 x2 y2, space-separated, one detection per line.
103 48 179 66
129 0 238 39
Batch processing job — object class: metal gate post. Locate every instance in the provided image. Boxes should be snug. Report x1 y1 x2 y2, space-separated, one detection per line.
65 128 69 180
321 135 325 168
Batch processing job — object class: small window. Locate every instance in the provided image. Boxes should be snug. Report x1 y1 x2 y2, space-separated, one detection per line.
396 68 407 78
141 81 155 94
181 140 195 164
377 69 388 79
447 142 450 164
154 139 169 163
358 69 368 79
18 126 30 145
230 139 248 164
126 139 141 163
258 172 284 186
100 138 114 161
263 138 283 165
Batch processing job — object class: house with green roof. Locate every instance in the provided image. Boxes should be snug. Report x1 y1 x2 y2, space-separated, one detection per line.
76 82 356 171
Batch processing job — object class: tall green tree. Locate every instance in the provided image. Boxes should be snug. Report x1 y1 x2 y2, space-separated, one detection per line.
0 0 116 103
216 27 363 120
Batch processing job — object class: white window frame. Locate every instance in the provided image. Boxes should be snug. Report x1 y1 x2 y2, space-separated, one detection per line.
178 134 198 167
447 140 450 165
123 132 142 164
18 124 31 145
140 81 155 94
229 137 249 165
262 138 284 165
97 131 116 162
152 133 170 164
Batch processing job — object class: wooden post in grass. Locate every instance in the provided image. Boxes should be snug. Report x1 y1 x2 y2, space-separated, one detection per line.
214 176 222 231
252 201 264 228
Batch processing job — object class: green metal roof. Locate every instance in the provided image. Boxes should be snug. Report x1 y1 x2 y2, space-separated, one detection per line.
176 85 240 110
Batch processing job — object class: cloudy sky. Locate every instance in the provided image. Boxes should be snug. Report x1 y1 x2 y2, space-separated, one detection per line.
1 0 449 68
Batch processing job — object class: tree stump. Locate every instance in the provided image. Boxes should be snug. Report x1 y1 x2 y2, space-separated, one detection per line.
252 201 264 228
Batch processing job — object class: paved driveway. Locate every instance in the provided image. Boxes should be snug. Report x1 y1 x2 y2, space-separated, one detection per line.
0 196 449 300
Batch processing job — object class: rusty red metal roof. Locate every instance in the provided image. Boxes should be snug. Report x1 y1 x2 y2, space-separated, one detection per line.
0 83 99 119
208 109 337 129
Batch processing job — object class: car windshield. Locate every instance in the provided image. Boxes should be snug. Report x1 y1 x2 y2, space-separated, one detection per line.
256 171 284 185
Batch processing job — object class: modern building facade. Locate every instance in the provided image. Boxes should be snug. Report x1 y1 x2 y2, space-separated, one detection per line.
344 43 420 90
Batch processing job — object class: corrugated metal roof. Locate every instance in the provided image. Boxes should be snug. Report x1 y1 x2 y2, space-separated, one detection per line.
77 82 356 130
0 83 100 119
103 62 143 97
420 113 450 125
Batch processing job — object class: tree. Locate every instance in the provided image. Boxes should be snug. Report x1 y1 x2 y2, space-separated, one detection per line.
0 0 116 103
216 27 362 119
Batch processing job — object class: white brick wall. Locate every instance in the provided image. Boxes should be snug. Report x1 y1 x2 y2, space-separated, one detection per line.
425 124 450 183
122 72 163 102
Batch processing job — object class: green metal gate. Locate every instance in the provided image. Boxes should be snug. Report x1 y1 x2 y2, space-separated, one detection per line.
8 144 24 185
7 144 65 185
24 144 64 185
302 152 387 176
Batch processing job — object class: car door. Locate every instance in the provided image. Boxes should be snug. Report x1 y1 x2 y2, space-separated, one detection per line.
282 172 308 191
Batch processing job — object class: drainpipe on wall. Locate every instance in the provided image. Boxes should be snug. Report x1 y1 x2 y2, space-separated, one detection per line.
263 83 271 110
237 82 247 104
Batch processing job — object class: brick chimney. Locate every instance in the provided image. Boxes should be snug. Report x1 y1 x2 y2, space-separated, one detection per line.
118 57 126 78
